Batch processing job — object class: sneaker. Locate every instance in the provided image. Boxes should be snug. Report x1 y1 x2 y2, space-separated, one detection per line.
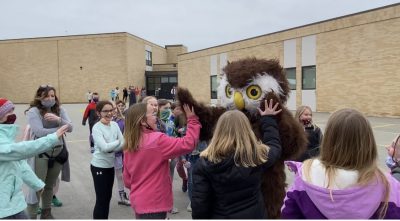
182 179 188 192
187 203 192 212
37 207 42 215
118 191 131 206
170 207 179 214
52 196 63 207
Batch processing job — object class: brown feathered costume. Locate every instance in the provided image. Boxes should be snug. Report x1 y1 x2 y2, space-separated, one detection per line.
177 57 307 218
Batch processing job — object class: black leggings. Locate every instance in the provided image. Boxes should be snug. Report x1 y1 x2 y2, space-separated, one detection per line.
91 165 115 219
136 212 167 219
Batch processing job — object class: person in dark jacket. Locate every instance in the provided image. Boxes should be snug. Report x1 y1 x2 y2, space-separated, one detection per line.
122 87 128 103
294 105 323 162
129 86 137 107
192 99 282 219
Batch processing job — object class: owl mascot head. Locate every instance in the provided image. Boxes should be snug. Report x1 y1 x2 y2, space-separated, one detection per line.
177 57 307 218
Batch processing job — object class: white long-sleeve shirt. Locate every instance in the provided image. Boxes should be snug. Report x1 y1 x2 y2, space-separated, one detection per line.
91 121 124 168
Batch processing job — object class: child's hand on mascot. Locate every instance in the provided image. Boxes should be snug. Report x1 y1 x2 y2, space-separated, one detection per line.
258 99 282 116
183 104 196 118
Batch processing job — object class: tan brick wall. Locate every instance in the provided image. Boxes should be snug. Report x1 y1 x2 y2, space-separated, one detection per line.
57 35 127 103
166 45 188 63
179 57 211 103
153 64 177 72
0 40 59 103
317 18 400 116
126 34 167 89
0 33 168 103
178 4 400 116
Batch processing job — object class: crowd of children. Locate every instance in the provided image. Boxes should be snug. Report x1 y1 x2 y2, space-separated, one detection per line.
2 87 400 219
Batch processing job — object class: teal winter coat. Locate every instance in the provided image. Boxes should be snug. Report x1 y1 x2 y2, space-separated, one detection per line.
0 124 59 218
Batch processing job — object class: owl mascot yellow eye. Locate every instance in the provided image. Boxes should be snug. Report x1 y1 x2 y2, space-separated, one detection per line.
177 57 307 218
246 85 262 100
225 84 233 98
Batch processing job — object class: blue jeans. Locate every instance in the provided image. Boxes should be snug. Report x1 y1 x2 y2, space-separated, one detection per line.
188 154 200 201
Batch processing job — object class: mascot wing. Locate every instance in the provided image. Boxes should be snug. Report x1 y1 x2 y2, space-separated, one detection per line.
177 87 226 141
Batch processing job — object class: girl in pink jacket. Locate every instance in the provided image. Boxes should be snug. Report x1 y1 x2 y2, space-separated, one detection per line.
123 102 200 219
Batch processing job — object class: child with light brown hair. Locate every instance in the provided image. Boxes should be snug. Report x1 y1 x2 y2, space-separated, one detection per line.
192 99 282 219
294 105 323 161
282 108 400 219
123 102 200 219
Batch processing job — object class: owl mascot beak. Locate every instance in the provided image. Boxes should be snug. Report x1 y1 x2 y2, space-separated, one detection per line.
234 91 245 110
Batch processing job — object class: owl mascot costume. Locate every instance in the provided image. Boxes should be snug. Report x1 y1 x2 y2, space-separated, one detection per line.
177 57 307 218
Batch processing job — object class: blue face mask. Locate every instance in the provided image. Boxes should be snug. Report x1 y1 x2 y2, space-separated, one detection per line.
160 109 171 121
41 99 56 108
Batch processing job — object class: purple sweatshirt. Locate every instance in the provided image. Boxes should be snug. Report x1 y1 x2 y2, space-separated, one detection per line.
281 161 400 219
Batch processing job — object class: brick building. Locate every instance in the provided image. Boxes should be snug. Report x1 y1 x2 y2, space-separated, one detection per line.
1 3 399 116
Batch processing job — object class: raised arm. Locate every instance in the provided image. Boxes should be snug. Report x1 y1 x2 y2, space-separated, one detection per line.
258 99 282 169
0 125 68 161
158 115 201 160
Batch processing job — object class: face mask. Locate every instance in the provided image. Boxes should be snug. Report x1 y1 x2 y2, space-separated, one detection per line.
160 109 171 121
92 97 99 103
3 114 16 124
41 99 56 108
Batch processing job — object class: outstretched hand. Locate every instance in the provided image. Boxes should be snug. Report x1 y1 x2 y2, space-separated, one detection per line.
183 104 196 118
56 125 69 138
258 99 282 116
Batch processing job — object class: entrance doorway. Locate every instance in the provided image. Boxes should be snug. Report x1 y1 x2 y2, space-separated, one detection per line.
145 71 177 99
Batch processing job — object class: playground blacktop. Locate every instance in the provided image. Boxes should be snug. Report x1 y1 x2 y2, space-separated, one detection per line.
13 103 400 219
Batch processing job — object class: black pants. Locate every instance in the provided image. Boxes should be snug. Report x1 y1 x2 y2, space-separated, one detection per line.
91 165 115 219
136 212 167 219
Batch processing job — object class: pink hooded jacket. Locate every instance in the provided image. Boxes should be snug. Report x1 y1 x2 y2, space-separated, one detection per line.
123 115 201 215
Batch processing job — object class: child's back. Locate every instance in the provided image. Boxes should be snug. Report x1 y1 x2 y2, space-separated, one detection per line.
282 108 400 219
192 100 282 219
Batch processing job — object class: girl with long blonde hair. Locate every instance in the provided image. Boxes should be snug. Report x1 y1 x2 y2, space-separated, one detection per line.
282 108 400 219
294 105 323 161
192 99 282 219
123 102 200 219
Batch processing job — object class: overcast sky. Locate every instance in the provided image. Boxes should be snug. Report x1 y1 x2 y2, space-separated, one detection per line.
1 0 399 52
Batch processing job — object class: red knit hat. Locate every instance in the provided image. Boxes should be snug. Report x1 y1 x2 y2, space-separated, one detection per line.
0 98 15 119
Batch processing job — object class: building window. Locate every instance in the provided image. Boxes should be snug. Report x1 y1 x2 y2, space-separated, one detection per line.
211 75 217 99
285 68 296 90
302 66 316 90
161 76 169 83
169 76 177 83
145 50 152 66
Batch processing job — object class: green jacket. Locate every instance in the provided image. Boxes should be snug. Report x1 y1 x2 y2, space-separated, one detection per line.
0 124 59 218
